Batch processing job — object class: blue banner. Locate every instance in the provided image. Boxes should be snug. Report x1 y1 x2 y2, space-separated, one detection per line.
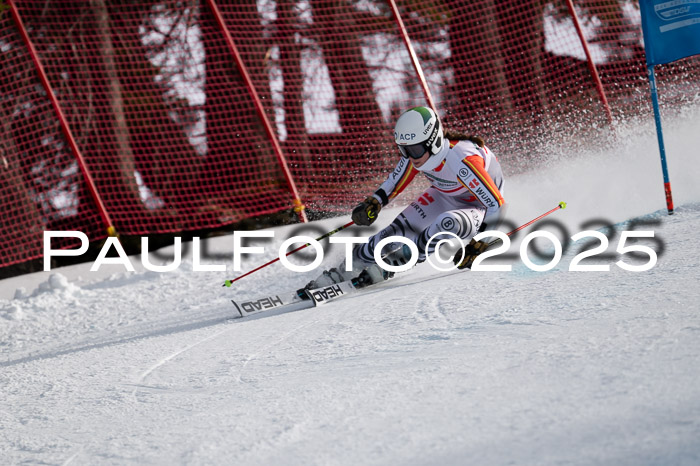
640 0 700 65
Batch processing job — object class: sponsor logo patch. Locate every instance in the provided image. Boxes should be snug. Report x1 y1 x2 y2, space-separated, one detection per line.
441 217 455 231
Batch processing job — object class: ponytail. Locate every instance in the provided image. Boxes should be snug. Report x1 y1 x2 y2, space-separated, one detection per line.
443 129 485 148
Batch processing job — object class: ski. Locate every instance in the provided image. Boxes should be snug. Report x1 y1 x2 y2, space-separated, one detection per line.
230 292 312 318
230 278 367 318
305 280 357 306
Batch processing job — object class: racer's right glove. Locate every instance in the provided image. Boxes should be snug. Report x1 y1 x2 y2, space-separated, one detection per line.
351 196 382 226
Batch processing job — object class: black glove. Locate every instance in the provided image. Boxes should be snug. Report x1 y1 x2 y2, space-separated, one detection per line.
453 238 489 269
351 196 381 226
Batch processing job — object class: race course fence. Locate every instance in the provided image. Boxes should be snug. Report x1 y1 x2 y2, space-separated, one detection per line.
1 0 699 270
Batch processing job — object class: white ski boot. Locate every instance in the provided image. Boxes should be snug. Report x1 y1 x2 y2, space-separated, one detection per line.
297 243 414 297
351 244 414 289
296 257 365 299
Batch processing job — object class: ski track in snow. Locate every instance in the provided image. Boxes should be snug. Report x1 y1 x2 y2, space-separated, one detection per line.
131 323 237 402
1 108 700 464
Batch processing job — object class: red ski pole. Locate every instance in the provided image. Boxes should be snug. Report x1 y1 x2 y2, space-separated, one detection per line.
223 221 355 287
488 201 567 247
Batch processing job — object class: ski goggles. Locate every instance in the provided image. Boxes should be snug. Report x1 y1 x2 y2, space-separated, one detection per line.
397 142 428 159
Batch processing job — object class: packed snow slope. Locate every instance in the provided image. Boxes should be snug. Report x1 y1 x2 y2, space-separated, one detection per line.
1 109 700 465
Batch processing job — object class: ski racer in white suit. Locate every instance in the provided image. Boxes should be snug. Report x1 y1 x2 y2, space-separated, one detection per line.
303 106 506 292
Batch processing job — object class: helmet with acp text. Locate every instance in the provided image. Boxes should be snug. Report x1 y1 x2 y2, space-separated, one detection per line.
393 106 443 159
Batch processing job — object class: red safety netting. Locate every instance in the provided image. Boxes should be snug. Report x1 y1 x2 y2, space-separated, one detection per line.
0 4 105 262
1 0 699 270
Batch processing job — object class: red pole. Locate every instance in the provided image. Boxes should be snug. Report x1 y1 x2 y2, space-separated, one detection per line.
564 0 614 126
8 0 117 237
506 202 567 237
488 202 567 247
387 0 437 112
223 221 355 286
205 0 307 223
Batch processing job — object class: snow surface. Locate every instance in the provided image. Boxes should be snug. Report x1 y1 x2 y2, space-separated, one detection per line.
2 108 700 465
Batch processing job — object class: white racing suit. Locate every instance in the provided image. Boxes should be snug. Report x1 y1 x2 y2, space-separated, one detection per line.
354 138 506 267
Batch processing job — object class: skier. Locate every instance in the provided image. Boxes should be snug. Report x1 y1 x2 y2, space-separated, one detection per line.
300 106 506 294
